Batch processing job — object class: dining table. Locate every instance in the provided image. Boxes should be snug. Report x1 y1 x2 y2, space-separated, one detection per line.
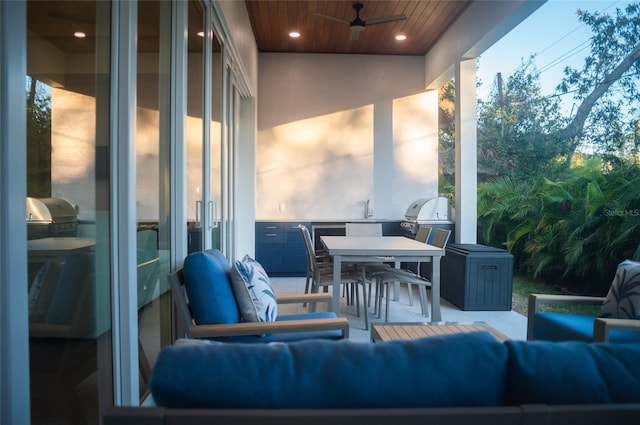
320 235 446 322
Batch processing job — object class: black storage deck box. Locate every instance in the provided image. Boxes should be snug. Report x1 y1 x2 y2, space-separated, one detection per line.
441 244 513 311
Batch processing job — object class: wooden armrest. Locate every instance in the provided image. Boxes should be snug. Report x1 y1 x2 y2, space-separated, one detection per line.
189 317 349 339
528 293 604 315
276 292 332 305
593 318 640 342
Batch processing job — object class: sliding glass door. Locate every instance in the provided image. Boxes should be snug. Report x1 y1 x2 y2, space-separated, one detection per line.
136 0 172 399
186 0 225 255
26 1 113 422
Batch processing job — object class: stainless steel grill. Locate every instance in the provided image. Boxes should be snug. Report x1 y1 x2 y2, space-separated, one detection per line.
400 196 450 235
26 197 78 240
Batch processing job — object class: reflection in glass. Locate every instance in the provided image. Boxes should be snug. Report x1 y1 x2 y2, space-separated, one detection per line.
136 0 172 400
186 0 205 253
26 0 113 423
210 10 223 250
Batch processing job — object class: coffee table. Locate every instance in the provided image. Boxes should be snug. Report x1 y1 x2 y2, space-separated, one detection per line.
370 322 509 342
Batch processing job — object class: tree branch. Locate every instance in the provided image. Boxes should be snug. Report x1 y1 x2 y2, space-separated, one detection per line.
563 42 640 145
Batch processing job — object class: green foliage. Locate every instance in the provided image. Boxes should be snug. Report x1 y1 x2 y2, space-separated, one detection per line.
478 160 640 293
473 3 640 294
477 60 569 181
27 77 52 197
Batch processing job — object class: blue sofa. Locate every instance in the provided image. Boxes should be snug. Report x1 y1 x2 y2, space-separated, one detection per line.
104 331 640 424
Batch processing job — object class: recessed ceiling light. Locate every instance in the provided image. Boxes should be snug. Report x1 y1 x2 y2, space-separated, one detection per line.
197 31 204 37
395 34 407 41
289 31 301 38
73 31 86 38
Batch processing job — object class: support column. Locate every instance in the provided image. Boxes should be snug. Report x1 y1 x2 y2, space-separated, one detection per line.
454 59 477 244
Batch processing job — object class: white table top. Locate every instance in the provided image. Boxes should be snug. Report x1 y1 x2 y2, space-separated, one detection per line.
321 236 444 257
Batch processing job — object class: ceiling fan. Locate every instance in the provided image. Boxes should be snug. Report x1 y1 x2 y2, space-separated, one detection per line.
315 2 407 41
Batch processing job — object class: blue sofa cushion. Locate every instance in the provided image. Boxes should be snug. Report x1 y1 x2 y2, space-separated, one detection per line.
182 250 240 325
229 255 277 322
599 260 640 319
506 340 640 405
149 331 508 409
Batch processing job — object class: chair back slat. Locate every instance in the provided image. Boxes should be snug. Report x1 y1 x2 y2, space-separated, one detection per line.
431 229 451 248
298 224 315 266
415 226 432 243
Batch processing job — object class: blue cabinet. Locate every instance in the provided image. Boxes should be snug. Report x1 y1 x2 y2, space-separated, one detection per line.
255 221 310 276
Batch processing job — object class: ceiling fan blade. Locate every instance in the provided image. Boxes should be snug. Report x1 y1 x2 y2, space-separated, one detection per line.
350 27 362 41
366 14 406 26
314 12 349 25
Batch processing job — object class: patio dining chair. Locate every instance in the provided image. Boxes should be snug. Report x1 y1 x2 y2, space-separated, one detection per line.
344 222 384 329
298 224 365 322
374 228 451 322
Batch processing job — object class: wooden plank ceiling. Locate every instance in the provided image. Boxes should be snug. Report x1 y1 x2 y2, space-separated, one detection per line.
245 1 472 56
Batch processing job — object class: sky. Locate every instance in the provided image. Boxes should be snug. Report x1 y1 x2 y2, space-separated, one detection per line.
476 0 636 110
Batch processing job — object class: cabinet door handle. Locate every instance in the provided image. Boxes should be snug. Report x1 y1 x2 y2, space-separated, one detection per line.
265 226 278 229
265 233 278 237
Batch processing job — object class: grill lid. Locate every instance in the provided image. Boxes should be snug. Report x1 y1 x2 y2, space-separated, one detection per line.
404 196 448 221
26 197 77 223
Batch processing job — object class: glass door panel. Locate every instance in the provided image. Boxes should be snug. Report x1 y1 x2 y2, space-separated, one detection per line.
222 68 239 258
136 0 172 400
209 30 222 250
186 0 205 253
26 1 113 423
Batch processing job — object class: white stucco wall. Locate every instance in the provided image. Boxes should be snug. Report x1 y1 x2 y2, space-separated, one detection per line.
257 53 439 221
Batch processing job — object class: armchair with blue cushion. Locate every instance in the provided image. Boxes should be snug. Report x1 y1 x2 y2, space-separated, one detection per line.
528 259 640 342
169 249 349 342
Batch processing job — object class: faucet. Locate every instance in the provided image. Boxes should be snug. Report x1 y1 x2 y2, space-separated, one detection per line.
365 199 373 219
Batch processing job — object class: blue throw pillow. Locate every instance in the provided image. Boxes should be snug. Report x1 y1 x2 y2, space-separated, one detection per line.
182 250 240 325
599 260 640 319
506 339 640 405
229 255 277 322
149 331 508 409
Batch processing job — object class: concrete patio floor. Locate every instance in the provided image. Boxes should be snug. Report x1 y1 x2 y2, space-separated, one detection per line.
271 276 528 342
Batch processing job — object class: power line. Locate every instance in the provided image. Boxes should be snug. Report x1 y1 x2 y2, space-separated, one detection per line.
538 41 591 74
535 0 624 75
